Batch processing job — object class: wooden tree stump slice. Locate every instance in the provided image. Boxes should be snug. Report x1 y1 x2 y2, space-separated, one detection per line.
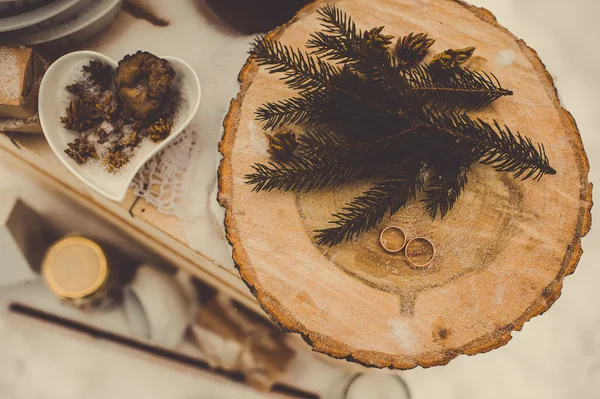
218 0 592 369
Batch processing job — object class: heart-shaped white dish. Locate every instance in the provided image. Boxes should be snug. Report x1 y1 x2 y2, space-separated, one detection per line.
39 50 201 202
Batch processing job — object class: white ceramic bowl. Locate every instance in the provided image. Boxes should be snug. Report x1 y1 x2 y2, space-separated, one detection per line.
39 50 202 202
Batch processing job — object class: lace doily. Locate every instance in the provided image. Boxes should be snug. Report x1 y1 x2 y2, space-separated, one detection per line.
131 129 197 219
131 128 235 269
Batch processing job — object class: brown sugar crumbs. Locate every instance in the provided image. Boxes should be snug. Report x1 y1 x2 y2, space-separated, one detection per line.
60 51 180 173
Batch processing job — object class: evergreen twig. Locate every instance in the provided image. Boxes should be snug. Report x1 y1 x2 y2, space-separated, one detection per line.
308 5 411 95
255 95 321 130
422 149 476 218
315 162 424 246
425 111 556 180
250 37 340 93
403 65 513 113
245 5 555 246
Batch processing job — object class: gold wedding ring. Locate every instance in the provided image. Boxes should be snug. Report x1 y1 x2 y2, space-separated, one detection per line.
379 226 407 253
405 237 436 268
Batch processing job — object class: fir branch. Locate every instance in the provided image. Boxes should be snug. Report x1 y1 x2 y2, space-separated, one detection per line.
426 111 556 180
403 65 513 112
315 163 424 246
245 155 364 193
255 95 320 130
253 38 409 139
308 30 400 80
422 151 476 219
246 126 429 193
251 37 340 93
245 150 408 194
245 125 446 195
317 4 360 40
247 5 555 246
319 69 410 141
308 31 354 63
299 124 425 162
423 171 469 219
255 70 411 142
308 5 410 90
296 128 349 159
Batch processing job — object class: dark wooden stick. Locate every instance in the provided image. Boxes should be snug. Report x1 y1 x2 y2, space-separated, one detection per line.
9 302 319 399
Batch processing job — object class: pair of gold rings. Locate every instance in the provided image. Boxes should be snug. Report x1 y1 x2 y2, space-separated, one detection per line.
379 226 436 268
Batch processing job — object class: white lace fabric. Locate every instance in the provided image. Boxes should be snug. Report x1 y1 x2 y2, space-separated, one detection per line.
131 129 198 219
130 128 235 270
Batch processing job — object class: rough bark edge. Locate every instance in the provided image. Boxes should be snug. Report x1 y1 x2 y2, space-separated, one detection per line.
217 0 593 369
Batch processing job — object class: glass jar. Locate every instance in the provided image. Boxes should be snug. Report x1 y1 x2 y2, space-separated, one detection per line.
336 373 412 399
41 236 118 310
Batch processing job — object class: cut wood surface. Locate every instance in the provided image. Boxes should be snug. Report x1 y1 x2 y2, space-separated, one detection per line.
218 0 592 369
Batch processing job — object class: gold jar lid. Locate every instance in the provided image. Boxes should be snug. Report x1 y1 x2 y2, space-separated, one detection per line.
42 237 109 300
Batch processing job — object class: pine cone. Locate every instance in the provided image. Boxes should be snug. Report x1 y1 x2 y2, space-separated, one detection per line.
266 131 298 161
145 117 173 142
82 60 113 90
60 97 104 131
395 33 435 66
363 27 394 49
65 137 98 165
104 146 130 173
429 47 476 70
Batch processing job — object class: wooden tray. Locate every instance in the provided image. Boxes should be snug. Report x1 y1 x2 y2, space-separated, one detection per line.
218 0 592 369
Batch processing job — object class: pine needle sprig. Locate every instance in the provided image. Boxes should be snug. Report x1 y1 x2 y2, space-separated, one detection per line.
245 5 556 246
422 150 477 219
307 31 352 63
255 73 411 142
245 155 406 193
403 65 514 113
426 111 556 180
247 128 428 193
252 38 409 139
255 95 321 130
423 171 470 219
307 30 402 82
315 162 425 246
308 5 410 91
296 124 438 166
251 37 340 93
245 156 355 193
316 4 360 42
296 128 349 159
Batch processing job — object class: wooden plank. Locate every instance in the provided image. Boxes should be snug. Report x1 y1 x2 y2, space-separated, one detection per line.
0 133 261 315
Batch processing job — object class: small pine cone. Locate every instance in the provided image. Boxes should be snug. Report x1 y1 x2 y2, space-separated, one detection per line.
363 26 394 49
266 131 298 161
123 131 141 148
104 147 130 173
395 33 436 66
82 60 113 90
145 117 173 142
429 47 476 70
64 137 98 165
